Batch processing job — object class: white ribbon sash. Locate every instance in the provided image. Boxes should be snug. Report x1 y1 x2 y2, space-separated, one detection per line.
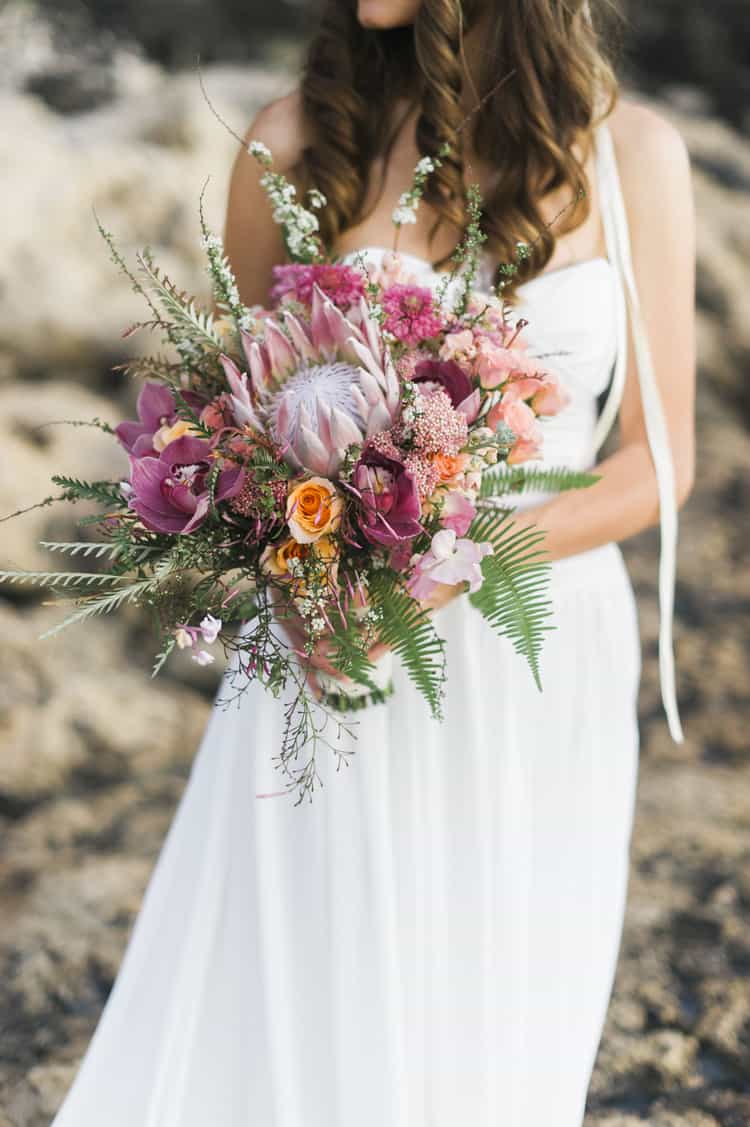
593 123 684 743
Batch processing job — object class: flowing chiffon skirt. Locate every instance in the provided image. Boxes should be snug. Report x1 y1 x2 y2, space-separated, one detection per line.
52 540 641 1127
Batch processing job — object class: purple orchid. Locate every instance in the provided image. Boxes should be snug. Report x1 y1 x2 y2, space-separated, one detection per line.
352 448 422 547
412 359 472 407
412 359 480 423
115 382 178 458
128 434 244 535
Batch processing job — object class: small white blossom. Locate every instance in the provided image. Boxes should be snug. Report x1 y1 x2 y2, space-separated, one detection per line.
307 188 327 209
248 139 272 165
416 156 435 175
199 613 222 644
192 649 216 666
392 205 417 226
174 627 194 649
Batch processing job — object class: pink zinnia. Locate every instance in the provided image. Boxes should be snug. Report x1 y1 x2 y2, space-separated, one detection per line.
270 263 366 310
382 284 444 346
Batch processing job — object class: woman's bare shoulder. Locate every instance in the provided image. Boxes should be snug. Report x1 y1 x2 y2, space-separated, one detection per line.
607 97 691 192
242 88 309 172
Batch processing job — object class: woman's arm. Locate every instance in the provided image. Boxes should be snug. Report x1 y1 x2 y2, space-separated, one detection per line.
222 91 305 308
509 102 696 561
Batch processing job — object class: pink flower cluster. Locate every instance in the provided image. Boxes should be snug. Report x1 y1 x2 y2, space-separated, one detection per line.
382 284 444 346
270 263 366 310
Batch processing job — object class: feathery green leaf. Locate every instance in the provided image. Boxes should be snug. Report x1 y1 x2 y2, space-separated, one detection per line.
468 510 553 690
368 570 446 719
478 464 601 501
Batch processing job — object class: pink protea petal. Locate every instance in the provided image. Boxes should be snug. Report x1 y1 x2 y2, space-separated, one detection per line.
220 354 262 429
311 284 336 354
350 383 370 421
349 337 385 386
283 311 316 362
323 299 363 362
357 297 383 363
264 320 297 382
295 424 334 476
316 398 335 452
382 356 401 413
330 404 363 449
357 366 383 406
242 335 269 396
365 399 392 437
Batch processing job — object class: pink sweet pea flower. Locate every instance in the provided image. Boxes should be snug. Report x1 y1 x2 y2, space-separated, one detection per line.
408 528 492 601
440 491 476 537
531 373 570 416
508 437 543 465
487 397 542 443
439 329 476 365
476 341 538 389
199 614 222 644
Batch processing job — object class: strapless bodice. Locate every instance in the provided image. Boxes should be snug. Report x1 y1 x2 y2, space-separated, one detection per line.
341 246 618 504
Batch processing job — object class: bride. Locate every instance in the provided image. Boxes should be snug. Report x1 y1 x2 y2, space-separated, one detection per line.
52 1 695 1124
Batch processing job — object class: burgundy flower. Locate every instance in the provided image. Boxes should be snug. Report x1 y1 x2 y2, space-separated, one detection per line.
412 359 473 408
352 448 422 547
128 434 244 535
115 382 178 458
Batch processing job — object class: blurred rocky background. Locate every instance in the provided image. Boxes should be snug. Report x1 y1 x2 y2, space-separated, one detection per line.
0 0 748 1123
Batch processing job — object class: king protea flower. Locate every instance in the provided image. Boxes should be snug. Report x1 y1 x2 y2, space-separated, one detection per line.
220 284 400 476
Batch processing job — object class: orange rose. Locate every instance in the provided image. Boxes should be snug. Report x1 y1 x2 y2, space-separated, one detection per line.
432 452 470 483
286 476 342 544
260 536 339 593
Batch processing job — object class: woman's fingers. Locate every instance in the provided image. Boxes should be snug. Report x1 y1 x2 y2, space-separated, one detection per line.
367 640 390 663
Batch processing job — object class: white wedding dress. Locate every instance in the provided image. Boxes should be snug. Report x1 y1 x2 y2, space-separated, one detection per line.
51 124 682 1126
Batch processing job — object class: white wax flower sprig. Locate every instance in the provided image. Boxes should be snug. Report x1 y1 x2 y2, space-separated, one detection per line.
390 144 450 250
248 140 327 264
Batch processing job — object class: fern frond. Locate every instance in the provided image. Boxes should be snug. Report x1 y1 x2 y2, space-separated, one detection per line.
37 578 157 638
478 465 601 501
39 541 160 563
136 252 222 353
0 569 131 589
50 476 125 506
325 612 378 691
152 635 176 678
467 510 553 690
368 571 446 719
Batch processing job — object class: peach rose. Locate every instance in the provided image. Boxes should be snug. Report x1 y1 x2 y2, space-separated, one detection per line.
286 476 343 544
432 451 470 484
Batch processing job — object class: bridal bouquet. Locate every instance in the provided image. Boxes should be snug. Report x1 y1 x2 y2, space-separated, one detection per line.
1 137 596 801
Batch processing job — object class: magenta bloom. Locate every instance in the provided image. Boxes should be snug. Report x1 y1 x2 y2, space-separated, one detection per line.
381 284 444 346
129 434 244 534
270 263 366 310
352 448 422 547
115 382 178 457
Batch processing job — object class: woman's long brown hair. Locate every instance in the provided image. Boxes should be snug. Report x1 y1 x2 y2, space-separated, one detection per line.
296 0 621 295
